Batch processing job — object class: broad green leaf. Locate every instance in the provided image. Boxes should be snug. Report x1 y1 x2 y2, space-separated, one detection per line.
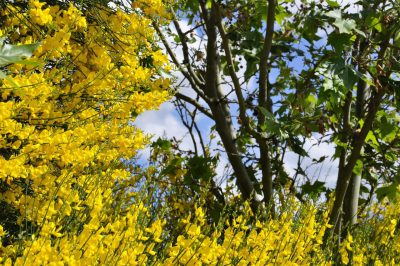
275 5 289 26
365 131 379 147
326 0 340 7
376 184 399 202
289 136 309 157
244 57 258 81
366 14 382 32
328 32 355 53
0 38 40 67
334 18 357 34
302 17 321 42
151 137 172 151
325 10 342 19
301 181 326 196
339 65 357 90
258 106 275 121
325 10 358 35
305 94 317 109
160 157 184 177
186 156 215 181
379 116 396 140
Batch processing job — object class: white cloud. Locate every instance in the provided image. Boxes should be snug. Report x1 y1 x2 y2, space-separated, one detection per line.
135 10 344 192
135 102 191 146
284 135 338 188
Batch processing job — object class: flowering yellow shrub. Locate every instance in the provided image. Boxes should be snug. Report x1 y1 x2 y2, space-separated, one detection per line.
0 0 170 264
161 196 399 266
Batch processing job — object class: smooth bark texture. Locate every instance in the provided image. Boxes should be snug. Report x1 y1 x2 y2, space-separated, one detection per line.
334 90 352 235
203 3 256 206
343 77 367 229
257 0 276 210
328 89 384 239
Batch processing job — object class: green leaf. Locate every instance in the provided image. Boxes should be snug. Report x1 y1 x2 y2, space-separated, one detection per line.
353 159 363 176
326 0 340 7
151 137 172 151
325 10 357 35
160 157 183 177
376 184 399 202
305 94 317 110
334 18 357 34
379 116 396 140
206 0 212 9
244 57 258 81
325 10 342 19
328 33 355 53
0 70 19 88
302 17 321 42
301 181 326 196
289 137 309 157
339 65 357 90
365 131 379 147
366 14 382 32
173 34 180 43
275 5 289 26
0 38 40 67
186 156 215 181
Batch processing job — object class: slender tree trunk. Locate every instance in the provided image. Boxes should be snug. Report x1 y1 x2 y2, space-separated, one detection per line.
327 89 383 242
203 3 256 209
326 28 390 242
343 173 361 224
257 0 276 212
333 90 352 236
343 76 367 229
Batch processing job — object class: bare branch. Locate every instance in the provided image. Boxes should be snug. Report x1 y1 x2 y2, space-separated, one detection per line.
175 92 214 119
171 9 205 87
152 22 209 102
216 5 260 140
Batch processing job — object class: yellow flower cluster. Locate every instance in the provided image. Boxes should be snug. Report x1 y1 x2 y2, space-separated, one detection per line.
0 0 170 264
163 195 399 265
164 200 333 265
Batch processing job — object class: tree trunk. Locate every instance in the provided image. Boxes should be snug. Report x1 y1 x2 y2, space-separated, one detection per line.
327 89 383 241
343 76 367 230
203 3 256 209
257 0 276 212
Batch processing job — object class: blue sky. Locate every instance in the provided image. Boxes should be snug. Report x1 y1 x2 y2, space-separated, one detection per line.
134 0 362 189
